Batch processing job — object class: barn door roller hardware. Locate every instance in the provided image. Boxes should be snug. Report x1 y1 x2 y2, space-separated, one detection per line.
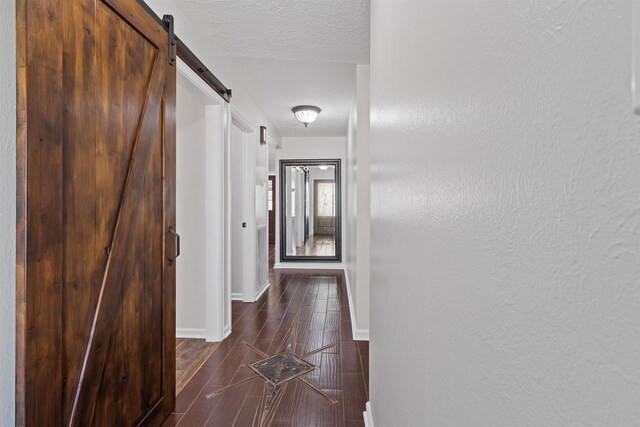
136 0 232 102
162 14 176 66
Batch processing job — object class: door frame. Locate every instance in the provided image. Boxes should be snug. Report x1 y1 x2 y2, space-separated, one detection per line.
268 175 277 244
230 107 258 305
176 59 230 342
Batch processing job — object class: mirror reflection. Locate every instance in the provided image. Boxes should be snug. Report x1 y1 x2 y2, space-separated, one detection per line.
280 160 341 262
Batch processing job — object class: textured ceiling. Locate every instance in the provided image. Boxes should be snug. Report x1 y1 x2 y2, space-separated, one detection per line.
178 0 370 136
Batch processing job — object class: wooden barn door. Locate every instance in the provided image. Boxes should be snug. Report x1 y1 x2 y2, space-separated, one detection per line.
16 0 177 425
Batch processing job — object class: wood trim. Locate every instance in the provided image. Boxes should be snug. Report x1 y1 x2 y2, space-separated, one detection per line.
15 0 28 423
279 159 342 263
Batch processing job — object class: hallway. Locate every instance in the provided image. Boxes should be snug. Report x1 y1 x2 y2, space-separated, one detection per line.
163 256 369 426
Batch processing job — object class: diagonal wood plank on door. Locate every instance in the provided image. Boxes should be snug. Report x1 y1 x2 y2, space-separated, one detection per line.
68 49 167 427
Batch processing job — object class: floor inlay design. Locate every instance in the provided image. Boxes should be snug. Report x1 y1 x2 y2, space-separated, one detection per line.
161 257 369 426
206 312 337 427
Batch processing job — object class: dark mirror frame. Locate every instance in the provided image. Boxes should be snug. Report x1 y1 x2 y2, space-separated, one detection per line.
279 159 342 263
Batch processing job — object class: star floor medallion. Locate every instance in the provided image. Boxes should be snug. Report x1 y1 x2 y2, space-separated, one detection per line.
206 311 337 427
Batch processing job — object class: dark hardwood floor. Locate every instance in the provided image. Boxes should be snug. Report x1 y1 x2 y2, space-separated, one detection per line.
163 246 368 426
176 339 220 395
269 243 276 268
295 235 336 257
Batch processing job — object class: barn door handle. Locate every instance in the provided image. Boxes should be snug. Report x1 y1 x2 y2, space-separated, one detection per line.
168 226 180 265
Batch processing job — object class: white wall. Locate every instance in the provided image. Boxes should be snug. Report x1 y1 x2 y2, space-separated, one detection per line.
346 65 371 339
0 0 16 423
176 73 209 335
370 1 640 425
275 137 346 267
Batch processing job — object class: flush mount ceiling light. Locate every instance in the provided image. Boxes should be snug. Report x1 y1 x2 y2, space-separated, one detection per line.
318 165 329 171
292 105 321 127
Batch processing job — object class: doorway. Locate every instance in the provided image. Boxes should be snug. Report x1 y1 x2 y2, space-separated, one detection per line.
229 109 262 304
268 175 276 245
175 60 228 392
314 179 336 236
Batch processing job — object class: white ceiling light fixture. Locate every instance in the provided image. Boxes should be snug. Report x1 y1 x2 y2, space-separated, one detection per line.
318 165 329 171
292 105 321 128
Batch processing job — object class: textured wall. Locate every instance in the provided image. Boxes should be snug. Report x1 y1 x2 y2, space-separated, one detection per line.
0 0 16 423
370 0 640 425
354 66 370 333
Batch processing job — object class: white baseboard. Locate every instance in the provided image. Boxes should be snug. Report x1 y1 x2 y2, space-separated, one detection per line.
231 292 243 301
176 328 207 339
223 325 232 339
363 401 374 427
344 269 370 341
274 262 345 270
255 281 270 300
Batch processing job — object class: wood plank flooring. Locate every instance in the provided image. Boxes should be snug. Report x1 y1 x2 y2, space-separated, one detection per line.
295 235 336 257
176 339 220 395
269 243 276 268
163 246 368 426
